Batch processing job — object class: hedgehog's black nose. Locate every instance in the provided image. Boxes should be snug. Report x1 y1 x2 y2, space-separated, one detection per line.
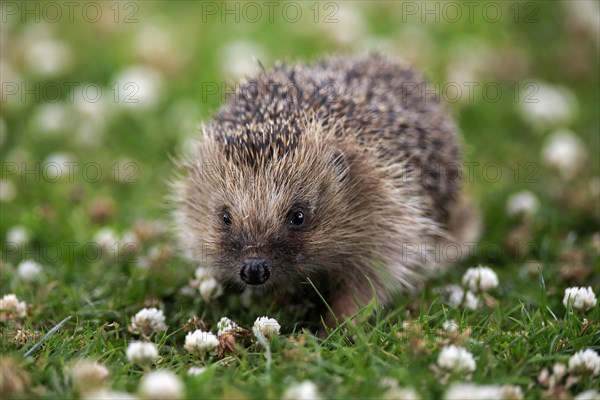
240 258 270 285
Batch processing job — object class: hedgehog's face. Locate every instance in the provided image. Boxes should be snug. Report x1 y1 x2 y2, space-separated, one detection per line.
218 197 312 283
205 151 342 290
215 189 314 288
180 128 357 291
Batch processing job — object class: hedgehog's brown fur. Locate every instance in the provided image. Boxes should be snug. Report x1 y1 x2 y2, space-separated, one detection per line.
174 53 479 328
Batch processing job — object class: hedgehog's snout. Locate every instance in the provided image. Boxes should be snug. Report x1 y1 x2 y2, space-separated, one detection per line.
240 257 270 285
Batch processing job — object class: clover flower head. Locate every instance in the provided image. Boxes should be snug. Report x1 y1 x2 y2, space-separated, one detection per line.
198 277 222 301
462 265 499 292
282 380 322 400
69 359 110 390
216 317 238 336
187 367 207 377
437 345 476 375
506 191 539 217
563 287 597 312
126 341 158 365
17 260 42 281
184 330 219 357
252 316 281 340
0 294 27 321
446 285 481 310
568 349 600 376
138 370 183 400
129 308 168 336
444 383 523 400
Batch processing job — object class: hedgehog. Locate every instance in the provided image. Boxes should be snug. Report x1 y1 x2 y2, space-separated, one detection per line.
173 53 479 329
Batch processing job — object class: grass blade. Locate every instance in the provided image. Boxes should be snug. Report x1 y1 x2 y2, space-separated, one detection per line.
24 315 72 358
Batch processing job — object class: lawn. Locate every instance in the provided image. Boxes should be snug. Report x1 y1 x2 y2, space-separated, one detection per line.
1 1 599 399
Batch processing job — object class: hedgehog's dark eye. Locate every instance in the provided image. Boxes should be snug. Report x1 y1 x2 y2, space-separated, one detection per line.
222 211 232 225
288 208 306 229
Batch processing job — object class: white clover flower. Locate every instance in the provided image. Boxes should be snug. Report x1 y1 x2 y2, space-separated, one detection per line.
0 181 16 202
463 291 481 311
219 40 268 79
383 387 421 400
113 65 164 111
34 103 72 136
568 349 600 376
563 0 600 44
69 359 110 390
83 389 136 400
253 316 281 340
444 39 490 88
184 330 219 357
121 231 140 249
443 320 459 336
43 152 75 181
6 226 29 245
132 24 182 69
563 287 597 312
198 277 222 302
446 285 481 310
93 228 119 253
0 294 27 321
73 87 111 124
17 260 42 281
129 308 168 336
519 82 576 131
552 362 567 381
501 385 524 400
542 129 586 179
379 377 399 389
574 390 600 400
445 286 462 304
126 341 159 365
138 370 183 400
444 383 523 400
282 380 321 400
506 191 539 217
133 25 172 60
187 367 206 376
462 265 499 293
25 38 74 77
194 266 212 281
216 317 238 336
437 345 476 375
319 3 367 46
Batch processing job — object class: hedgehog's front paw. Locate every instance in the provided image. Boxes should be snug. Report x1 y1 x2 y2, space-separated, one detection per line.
321 283 373 333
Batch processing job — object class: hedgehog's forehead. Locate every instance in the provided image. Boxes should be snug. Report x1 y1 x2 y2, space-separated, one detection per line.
215 123 301 166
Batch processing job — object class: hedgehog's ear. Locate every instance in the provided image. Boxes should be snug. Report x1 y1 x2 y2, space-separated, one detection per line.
328 148 349 183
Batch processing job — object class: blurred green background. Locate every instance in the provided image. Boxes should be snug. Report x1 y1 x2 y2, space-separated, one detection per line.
1 1 598 241
0 1 599 398
1 0 599 231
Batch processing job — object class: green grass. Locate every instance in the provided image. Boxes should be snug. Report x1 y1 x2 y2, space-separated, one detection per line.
1 1 599 399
